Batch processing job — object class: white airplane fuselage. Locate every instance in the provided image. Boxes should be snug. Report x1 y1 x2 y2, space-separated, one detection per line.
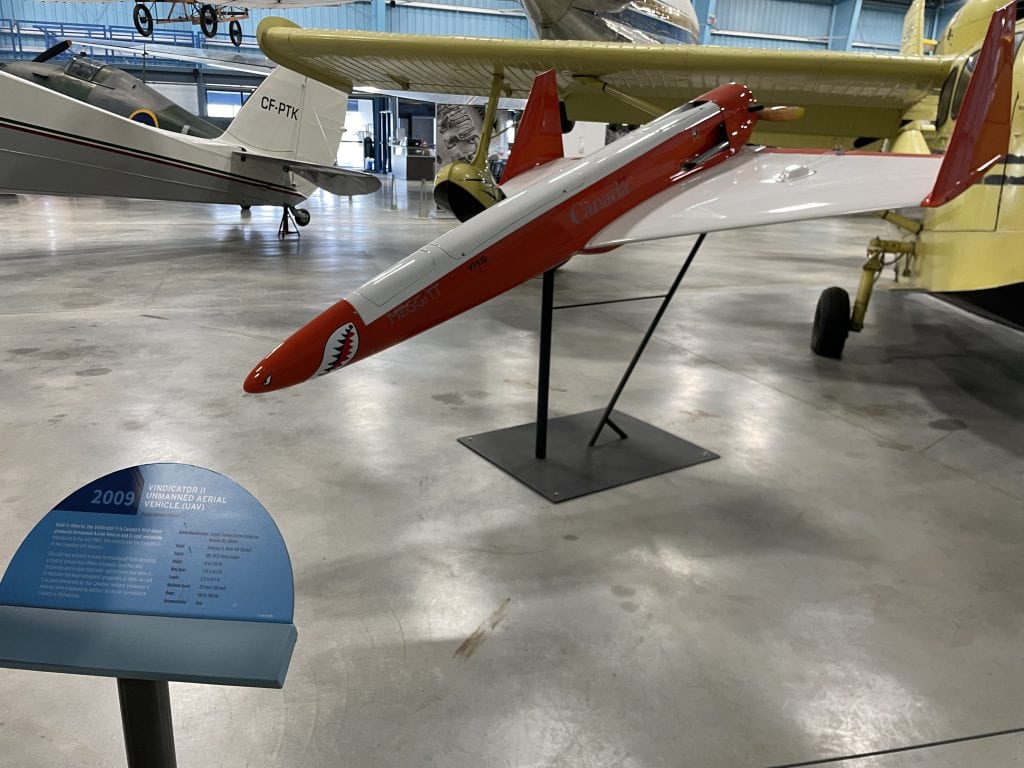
0 69 314 207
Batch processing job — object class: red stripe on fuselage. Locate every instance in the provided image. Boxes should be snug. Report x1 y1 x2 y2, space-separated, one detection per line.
0 118 306 201
355 107 737 361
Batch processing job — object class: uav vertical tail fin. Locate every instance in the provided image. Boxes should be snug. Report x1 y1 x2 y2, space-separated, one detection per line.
922 1 1014 207
220 61 347 167
501 70 564 184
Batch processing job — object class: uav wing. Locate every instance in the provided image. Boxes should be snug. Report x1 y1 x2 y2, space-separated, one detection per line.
586 148 943 249
589 0 1013 249
234 152 382 195
256 16 952 145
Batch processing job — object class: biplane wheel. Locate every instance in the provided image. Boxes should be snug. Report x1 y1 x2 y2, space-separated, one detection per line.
133 4 153 36
229 19 243 46
199 4 218 38
293 207 311 227
811 286 851 359
240 204 251 211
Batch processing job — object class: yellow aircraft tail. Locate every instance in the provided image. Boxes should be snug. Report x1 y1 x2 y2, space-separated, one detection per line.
900 0 928 54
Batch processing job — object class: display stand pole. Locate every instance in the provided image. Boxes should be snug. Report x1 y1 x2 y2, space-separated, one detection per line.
117 678 177 768
534 268 556 459
458 234 717 502
588 233 706 446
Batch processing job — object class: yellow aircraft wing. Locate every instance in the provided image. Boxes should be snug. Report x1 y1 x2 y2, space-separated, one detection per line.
257 17 954 146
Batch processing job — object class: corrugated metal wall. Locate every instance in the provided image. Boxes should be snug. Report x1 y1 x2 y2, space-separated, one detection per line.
712 0 832 48
855 1 908 50
0 0 953 55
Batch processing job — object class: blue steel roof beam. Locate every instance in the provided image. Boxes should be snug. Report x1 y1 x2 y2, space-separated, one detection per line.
829 0 863 50
694 0 717 44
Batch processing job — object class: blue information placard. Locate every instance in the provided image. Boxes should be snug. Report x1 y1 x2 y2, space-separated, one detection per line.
0 464 293 623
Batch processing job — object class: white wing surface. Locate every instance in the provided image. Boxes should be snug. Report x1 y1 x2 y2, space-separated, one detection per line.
586 147 944 250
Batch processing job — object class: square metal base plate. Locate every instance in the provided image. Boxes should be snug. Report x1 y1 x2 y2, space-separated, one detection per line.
458 409 718 503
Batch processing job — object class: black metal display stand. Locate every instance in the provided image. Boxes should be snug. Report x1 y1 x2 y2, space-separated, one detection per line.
118 678 177 768
459 234 718 502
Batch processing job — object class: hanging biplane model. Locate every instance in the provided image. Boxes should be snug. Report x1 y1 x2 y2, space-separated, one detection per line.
242 2 1015 393
247 0 1024 359
0 59 380 231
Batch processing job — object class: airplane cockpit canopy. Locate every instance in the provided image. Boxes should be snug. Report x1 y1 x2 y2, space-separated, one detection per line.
63 54 104 83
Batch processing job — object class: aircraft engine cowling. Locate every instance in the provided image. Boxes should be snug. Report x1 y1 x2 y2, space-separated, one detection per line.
433 161 505 222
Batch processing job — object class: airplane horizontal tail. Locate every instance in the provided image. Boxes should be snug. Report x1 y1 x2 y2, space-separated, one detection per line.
501 69 564 185
922 1 1014 207
232 152 380 195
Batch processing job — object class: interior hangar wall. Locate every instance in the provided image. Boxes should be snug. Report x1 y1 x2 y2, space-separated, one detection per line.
702 0 945 51
0 0 532 43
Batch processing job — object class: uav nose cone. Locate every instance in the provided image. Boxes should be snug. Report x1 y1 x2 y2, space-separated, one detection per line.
243 299 364 394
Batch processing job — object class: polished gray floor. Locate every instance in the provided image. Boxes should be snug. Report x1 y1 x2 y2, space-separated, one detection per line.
0 185 1022 768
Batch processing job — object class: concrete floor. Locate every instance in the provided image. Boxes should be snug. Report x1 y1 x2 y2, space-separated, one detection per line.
0 185 1022 768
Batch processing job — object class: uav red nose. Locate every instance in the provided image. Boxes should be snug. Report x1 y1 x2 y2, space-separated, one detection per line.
243 299 365 393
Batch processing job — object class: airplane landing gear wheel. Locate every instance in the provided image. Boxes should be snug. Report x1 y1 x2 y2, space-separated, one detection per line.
293 207 311 227
811 286 851 359
199 4 218 38
229 19 243 46
133 3 153 36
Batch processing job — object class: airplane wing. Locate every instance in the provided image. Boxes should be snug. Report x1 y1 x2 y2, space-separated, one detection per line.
68 39 275 74
234 152 382 195
586 147 945 249
256 17 953 145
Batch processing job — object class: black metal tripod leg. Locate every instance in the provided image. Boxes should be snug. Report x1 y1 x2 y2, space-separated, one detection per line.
588 232 707 447
534 268 556 459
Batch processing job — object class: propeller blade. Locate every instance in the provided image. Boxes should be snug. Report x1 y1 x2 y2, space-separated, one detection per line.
32 40 71 63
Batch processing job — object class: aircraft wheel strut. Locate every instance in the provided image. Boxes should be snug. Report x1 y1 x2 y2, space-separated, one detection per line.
199 4 218 38
133 4 154 36
229 19 243 46
811 286 850 359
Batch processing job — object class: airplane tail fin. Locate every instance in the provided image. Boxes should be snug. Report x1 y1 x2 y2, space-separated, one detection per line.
220 61 347 167
899 0 928 55
922 1 1014 207
501 69 564 184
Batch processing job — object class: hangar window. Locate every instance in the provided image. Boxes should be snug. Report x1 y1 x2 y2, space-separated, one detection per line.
206 89 250 119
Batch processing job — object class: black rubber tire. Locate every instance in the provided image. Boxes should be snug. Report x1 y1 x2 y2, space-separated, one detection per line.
811 286 851 358
229 19 242 47
199 4 218 38
293 208 311 227
133 4 153 36
240 204 251 211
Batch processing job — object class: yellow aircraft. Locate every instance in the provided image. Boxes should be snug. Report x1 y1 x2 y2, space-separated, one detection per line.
253 0 1023 357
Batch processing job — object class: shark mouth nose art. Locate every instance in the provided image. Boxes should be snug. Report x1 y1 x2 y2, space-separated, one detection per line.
316 323 360 376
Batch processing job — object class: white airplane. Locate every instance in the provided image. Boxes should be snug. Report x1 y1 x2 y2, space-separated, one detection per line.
0 63 380 230
521 0 700 45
